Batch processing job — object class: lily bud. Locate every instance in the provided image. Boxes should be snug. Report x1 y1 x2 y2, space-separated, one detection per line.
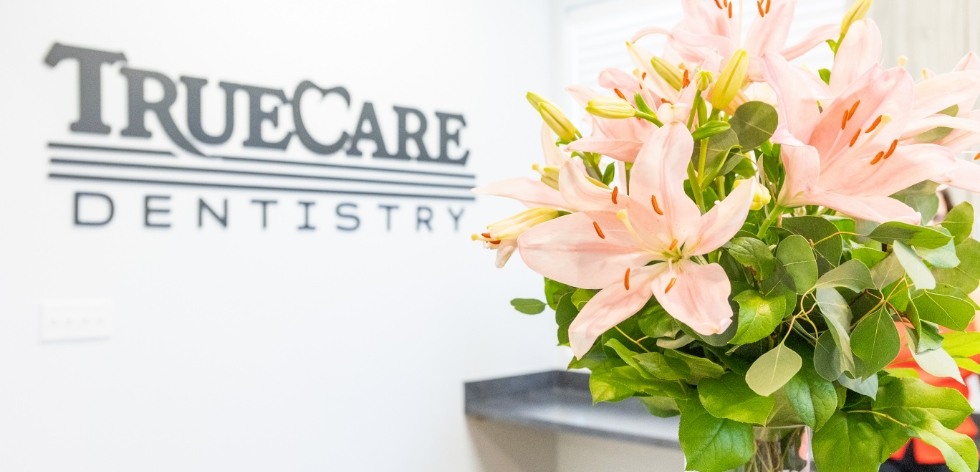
691 121 731 141
696 71 714 91
586 97 637 119
840 0 873 39
649 56 683 91
734 179 771 211
482 208 562 241
526 92 580 143
709 49 749 111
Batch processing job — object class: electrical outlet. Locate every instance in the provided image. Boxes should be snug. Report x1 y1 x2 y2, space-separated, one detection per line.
40 299 113 342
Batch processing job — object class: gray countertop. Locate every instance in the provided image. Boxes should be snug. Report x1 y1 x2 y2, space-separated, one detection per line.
464 370 680 447
465 370 980 450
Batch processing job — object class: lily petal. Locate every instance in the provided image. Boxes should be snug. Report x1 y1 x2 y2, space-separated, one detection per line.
518 212 650 289
764 54 825 142
830 19 882 95
777 144 821 208
540 125 569 167
822 143 957 197
472 177 568 209
691 179 755 255
628 123 702 244
937 159 980 193
911 70 980 121
558 159 617 211
805 191 919 224
568 265 661 358
651 260 734 335
781 24 839 60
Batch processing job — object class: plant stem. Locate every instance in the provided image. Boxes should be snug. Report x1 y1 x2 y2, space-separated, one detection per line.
757 204 784 238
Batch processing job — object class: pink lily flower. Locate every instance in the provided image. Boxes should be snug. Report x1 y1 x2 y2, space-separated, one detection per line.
765 55 959 223
566 66 699 162
632 0 838 83
472 126 627 267
517 123 755 358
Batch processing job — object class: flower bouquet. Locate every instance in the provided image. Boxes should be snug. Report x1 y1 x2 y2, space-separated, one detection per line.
472 0 980 471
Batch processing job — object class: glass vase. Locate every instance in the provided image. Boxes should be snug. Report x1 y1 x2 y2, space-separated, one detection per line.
728 425 813 472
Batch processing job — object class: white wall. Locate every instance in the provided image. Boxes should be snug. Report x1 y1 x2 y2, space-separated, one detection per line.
0 1 567 471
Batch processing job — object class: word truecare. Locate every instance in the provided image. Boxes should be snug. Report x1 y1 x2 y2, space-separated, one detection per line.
44 43 474 234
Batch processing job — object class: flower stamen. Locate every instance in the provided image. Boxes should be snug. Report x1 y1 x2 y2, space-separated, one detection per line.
870 151 885 165
669 238 678 251
847 100 861 120
883 139 898 159
665 277 678 294
765 0 771 13
651 195 664 215
624 268 631 291
866 114 883 133
593 221 606 239
974 151 980 161
713 0 723 9
848 129 861 147
727 1 733 18
614 88 627 101
682 69 691 88
611 186 619 204
756 0 765 17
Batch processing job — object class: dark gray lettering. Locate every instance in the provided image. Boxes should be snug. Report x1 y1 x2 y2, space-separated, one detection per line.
297 201 316 231
181 77 236 144
44 43 126 135
448 206 465 232
223 83 293 150
251 199 277 229
120 68 203 155
346 102 394 158
144 195 171 228
427 111 469 165
390 106 430 161
293 81 350 155
73 192 114 226
378 204 398 231
416 205 433 232
198 198 228 228
335 203 360 231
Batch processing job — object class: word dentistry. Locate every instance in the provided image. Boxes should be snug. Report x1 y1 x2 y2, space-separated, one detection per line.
43 42 475 234
74 192 466 233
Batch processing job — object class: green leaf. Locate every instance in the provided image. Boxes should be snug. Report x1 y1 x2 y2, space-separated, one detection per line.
867 221 952 249
600 162 616 185
637 396 679 418
851 246 887 268
634 351 688 381
934 238 980 293
727 237 777 280
815 287 856 374
554 294 578 346
850 309 900 377
815 259 874 292
839 372 878 399
699 372 776 424
813 410 893 472
914 240 961 269
746 344 803 396
818 68 831 85
570 288 596 310
730 101 778 150
588 365 637 403
955 357 980 374
894 241 937 290
783 356 838 430
942 202 974 244
942 332 980 358
911 290 976 330
678 397 755 472
544 278 574 310
782 216 844 272
871 254 905 289
814 331 844 381
908 416 978 472
664 350 725 382
892 181 941 224
911 345 964 383
776 235 818 294
636 303 679 339
874 376 973 429
730 290 787 345
510 298 546 315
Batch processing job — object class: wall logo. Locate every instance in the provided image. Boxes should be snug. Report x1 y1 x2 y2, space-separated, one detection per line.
45 43 472 233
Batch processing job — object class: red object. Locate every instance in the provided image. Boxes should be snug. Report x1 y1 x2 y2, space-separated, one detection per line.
887 325 978 464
